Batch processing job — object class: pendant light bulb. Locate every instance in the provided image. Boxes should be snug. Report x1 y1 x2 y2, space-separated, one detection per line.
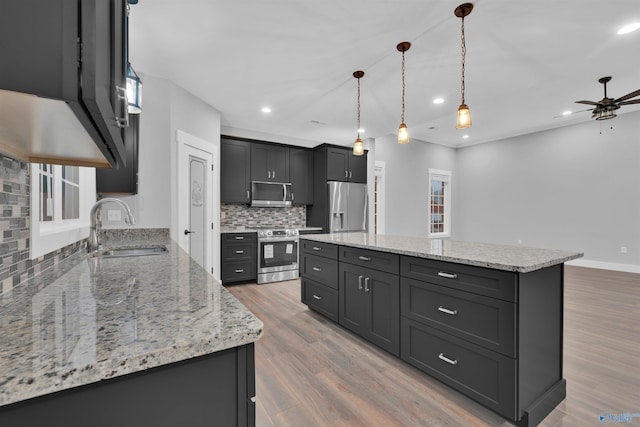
398 123 409 144
456 103 471 129
352 70 366 156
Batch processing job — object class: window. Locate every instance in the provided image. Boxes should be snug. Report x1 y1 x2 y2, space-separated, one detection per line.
30 164 96 259
428 169 451 237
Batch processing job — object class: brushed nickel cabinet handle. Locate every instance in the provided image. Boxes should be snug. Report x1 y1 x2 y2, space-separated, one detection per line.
438 271 458 279
359 256 371 261
349 171 352 178
364 277 370 292
358 275 363 290
438 306 458 316
438 353 458 366
312 267 322 272
235 236 244 240
312 246 321 251
345 171 348 178
235 250 244 254
246 190 250 199
235 269 244 273
313 294 322 300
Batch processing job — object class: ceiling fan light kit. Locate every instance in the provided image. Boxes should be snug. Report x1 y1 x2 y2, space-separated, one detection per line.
455 3 473 129
397 41 411 145
575 76 640 121
353 70 365 156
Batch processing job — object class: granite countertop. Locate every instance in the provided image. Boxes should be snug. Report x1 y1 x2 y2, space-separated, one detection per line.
300 232 583 273
0 234 263 407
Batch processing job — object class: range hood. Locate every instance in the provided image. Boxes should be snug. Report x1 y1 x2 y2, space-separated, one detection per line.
0 89 112 167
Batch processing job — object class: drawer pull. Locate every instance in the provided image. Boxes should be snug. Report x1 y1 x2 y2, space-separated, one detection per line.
438 353 458 366
312 267 322 272
312 246 322 251
437 271 458 279
364 277 371 292
235 236 244 240
437 306 458 316
358 256 371 261
312 294 322 300
235 269 244 273
358 275 363 290
235 250 244 254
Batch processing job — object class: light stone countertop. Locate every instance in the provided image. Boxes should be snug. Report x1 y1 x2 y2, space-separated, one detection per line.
0 235 263 407
300 232 583 273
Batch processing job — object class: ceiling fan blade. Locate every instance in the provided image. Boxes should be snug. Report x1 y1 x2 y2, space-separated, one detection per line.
553 108 592 118
614 89 640 103
575 100 599 105
619 99 640 105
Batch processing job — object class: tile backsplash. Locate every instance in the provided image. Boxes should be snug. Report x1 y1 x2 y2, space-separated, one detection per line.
221 203 306 228
0 154 84 295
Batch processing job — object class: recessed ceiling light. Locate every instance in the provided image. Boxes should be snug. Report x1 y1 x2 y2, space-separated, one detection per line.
462 134 469 139
562 110 572 116
617 22 640 35
357 128 365 133
261 107 272 113
433 97 445 104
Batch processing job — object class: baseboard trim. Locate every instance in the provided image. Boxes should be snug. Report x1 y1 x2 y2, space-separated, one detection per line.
566 259 640 274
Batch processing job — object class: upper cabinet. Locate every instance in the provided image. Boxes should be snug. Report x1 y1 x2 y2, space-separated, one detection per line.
0 0 127 168
96 115 139 195
324 147 367 183
251 144 290 182
290 149 313 205
221 138 251 203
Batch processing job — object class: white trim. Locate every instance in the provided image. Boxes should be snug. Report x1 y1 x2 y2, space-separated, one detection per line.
566 259 640 274
374 160 386 235
428 168 452 238
29 165 95 259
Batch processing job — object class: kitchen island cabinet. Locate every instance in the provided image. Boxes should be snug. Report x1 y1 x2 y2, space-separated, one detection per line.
0 232 262 427
300 233 583 427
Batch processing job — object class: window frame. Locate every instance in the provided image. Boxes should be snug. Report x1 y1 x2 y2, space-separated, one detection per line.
30 164 96 259
428 168 452 238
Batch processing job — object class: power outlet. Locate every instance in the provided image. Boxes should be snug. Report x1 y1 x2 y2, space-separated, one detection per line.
620 246 628 254
107 209 122 222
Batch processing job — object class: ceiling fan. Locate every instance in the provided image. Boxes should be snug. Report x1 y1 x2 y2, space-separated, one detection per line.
575 76 640 120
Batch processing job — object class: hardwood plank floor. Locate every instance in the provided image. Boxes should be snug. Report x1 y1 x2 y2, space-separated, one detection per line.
227 266 640 426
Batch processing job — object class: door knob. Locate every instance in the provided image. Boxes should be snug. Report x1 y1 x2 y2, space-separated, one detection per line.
184 229 195 235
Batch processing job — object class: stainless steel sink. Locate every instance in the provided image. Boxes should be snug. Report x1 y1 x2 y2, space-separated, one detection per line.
94 245 168 258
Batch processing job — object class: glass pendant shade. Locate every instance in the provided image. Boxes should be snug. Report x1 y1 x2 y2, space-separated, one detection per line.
456 103 471 129
126 65 142 114
353 138 364 156
398 123 409 144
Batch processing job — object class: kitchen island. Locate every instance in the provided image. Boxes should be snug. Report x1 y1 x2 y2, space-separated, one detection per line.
0 230 263 427
299 233 582 427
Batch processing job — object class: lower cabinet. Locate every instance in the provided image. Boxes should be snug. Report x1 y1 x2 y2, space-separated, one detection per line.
221 233 257 283
338 262 400 356
301 276 338 321
0 344 256 427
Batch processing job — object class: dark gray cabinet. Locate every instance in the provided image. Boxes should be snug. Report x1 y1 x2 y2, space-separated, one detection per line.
338 261 400 356
221 233 257 283
96 114 139 195
221 138 251 203
300 242 339 320
325 147 367 183
290 148 313 204
0 0 127 168
0 344 256 427
251 144 289 182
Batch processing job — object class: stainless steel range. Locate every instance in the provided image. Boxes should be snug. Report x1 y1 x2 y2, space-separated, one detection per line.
255 227 299 284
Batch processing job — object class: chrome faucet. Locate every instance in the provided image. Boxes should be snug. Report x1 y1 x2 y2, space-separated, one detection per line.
88 198 136 252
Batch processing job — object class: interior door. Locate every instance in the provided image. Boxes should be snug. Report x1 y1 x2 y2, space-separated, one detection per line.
189 156 206 268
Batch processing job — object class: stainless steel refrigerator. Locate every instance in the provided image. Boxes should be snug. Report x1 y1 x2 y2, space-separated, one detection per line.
328 181 368 232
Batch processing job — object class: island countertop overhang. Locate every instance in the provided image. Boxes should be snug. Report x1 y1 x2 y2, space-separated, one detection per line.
300 233 583 273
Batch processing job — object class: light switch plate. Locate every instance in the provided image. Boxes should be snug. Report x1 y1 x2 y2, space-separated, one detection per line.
107 209 122 222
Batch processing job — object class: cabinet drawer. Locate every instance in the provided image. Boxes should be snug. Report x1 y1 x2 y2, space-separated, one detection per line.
302 277 338 321
301 240 338 259
401 256 517 302
300 253 338 289
222 242 256 261
223 233 257 244
340 247 399 275
222 261 256 283
401 277 516 357
401 319 516 420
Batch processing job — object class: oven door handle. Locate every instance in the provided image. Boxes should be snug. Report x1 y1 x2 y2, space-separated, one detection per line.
259 237 299 244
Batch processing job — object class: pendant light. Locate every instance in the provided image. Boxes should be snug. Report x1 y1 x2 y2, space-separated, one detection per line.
397 42 411 144
455 3 473 129
352 71 365 156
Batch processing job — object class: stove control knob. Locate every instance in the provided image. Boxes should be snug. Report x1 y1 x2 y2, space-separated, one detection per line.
266 230 273 237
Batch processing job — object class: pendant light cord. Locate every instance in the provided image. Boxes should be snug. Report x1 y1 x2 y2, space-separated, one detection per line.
357 76 361 138
460 16 466 104
401 50 406 123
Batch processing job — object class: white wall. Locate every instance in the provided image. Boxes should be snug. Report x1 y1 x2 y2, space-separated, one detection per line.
374 134 457 237
454 110 640 269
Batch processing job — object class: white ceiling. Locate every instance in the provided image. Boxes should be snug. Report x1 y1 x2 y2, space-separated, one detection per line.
129 0 640 149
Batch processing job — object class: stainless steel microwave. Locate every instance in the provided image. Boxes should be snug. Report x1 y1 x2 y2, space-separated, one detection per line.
251 181 293 207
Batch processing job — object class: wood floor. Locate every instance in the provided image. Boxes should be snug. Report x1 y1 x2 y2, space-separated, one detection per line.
227 266 640 427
